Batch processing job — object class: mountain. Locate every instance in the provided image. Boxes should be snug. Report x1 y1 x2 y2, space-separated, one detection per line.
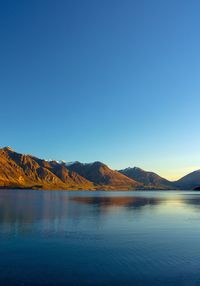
118 167 174 189
67 161 141 190
1 146 199 190
0 147 141 190
174 170 200 190
0 147 94 190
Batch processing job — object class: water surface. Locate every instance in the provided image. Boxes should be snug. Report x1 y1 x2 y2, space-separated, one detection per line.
0 190 200 285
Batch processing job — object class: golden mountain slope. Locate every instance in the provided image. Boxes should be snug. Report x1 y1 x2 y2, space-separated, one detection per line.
0 147 94 190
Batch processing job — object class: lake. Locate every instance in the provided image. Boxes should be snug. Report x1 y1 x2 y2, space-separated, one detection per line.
0 190 200 286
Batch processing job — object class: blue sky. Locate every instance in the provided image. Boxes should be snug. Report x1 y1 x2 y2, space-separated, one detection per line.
0 0 200 180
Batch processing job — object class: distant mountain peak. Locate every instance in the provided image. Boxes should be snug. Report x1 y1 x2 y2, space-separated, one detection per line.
66 161 106 168
91 161 106 167
133 166 144 171
122 166 145 172
65 161 80 167
119 166 174 189
3 146 14 152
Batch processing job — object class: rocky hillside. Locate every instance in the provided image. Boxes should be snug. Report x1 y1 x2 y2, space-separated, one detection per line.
0 147 94 190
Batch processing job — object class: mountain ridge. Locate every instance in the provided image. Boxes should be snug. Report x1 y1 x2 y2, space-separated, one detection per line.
118 167 175 189
0 147 141 190
67 161 141 190
174 170 200 190
0 147 199 190
0 147 94 190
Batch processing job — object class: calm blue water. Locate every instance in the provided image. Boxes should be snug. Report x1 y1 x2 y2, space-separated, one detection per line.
0 190 200 286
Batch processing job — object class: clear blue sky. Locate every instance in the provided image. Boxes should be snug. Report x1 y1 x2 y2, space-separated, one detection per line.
0 0 200 180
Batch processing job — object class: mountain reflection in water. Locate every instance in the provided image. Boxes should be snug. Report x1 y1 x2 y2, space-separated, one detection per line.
70 196 161 209
72 194 200 210
0 190 200 233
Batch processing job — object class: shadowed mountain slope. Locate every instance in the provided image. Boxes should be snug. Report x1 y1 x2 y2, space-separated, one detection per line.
118 167 174 189
67 161 141 189
174 170 200 190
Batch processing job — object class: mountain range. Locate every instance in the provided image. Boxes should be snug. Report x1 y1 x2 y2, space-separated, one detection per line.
0 147 199 190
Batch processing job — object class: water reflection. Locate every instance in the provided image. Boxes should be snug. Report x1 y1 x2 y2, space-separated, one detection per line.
71 196 161 210
71 193 200 211
1 190 200 286
0 190 200 236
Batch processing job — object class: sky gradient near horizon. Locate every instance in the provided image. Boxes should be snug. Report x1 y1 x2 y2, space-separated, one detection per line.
0 0 200 180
